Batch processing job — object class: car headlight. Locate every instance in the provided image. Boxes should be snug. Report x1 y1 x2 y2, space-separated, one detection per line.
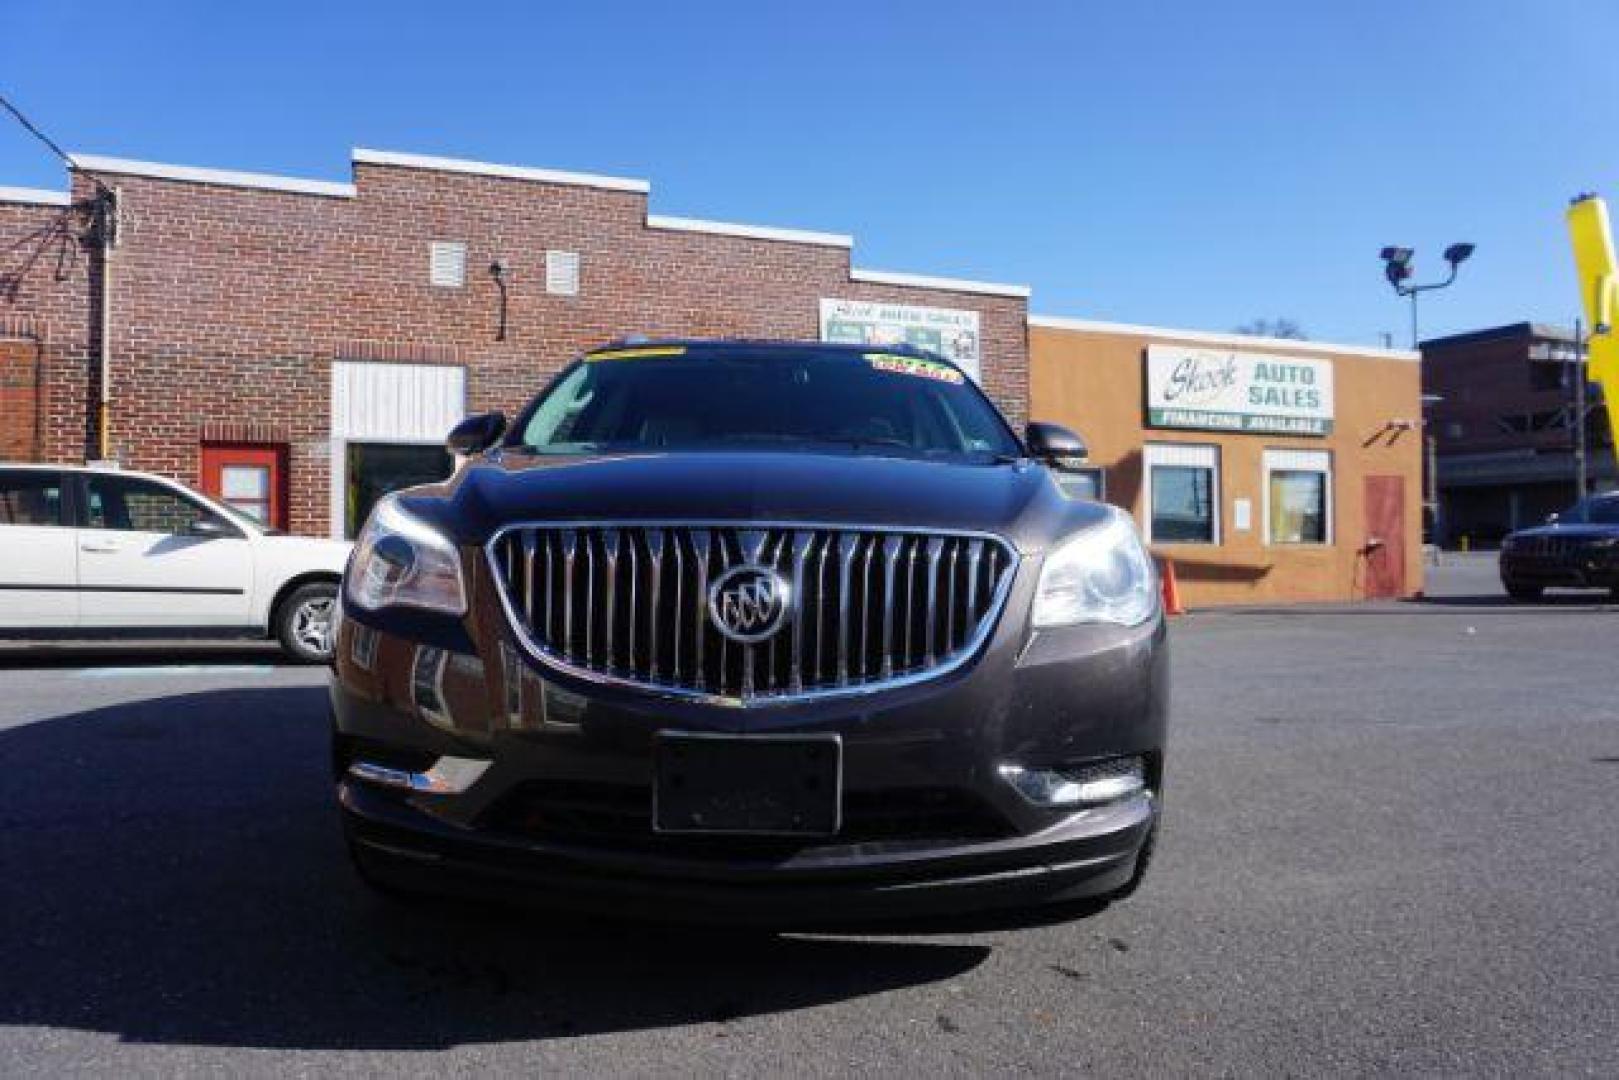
1032 512 1158 628
345 497 467 616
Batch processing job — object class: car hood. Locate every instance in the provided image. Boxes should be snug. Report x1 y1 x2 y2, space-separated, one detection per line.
1507 523 1619 542
405 451 1105 553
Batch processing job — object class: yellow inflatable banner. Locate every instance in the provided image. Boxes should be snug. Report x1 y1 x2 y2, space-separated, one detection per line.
1567 194 1619 449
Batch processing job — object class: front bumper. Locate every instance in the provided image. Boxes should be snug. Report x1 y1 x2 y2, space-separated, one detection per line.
330 558 1168 921
1500 552 1619 589
341 776 1154 922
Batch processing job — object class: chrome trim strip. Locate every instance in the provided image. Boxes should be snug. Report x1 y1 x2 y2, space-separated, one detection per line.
348 755 492 795
482 520 1021 709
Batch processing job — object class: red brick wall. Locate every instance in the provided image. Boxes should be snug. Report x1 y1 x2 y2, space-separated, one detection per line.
0 339 41 460
0 200 96 465
0 161 1029 536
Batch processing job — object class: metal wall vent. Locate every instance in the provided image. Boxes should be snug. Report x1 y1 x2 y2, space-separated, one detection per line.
430 241 467 288
546 250 581 296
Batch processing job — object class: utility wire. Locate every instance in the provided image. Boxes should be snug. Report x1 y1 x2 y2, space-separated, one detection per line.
0 91 112 197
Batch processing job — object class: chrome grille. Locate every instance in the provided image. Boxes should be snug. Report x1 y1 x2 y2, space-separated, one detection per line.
488 524 1018 704
1522 536 1573 558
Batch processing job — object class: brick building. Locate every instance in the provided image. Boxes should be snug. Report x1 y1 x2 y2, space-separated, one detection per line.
1423 322 1616 543
2 144 1426 607
0 149 1029 537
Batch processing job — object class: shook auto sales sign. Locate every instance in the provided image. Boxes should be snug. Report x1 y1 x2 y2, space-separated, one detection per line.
1145 344 1335 436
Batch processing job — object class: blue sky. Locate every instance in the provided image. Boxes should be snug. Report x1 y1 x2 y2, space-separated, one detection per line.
4 1 1617 347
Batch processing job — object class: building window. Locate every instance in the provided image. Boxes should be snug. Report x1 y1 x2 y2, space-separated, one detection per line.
1528 362 1566 392
1055 466 1106 502
429 241 467 288
202 443 287 530
1145 443 1220 544
1264 449 1332 544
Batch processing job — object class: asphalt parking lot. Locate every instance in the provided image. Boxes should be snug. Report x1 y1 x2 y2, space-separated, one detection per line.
2 555 1615 1076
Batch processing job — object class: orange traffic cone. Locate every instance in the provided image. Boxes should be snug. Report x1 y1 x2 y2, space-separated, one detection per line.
1159 558 1185 617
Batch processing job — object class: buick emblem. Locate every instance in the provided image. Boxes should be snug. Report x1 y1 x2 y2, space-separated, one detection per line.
708 564 791 644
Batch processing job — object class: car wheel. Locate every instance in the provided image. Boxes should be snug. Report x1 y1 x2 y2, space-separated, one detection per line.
276 582 338 663
1504 583 1543 602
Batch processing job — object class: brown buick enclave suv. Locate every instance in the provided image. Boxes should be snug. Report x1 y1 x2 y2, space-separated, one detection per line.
330 340 1167 921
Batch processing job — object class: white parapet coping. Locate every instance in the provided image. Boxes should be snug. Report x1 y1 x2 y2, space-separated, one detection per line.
850 267 1032 299
35 148 1060 308
69 154 357 198
646 213 852 249
0 185 71 207
1029 314 1421 362
353 148 650 195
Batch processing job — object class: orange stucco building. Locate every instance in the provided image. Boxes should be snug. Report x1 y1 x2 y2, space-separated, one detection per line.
1030 317 1425 607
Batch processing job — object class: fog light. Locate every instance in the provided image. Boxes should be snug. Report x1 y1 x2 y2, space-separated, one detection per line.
998 756 1146 807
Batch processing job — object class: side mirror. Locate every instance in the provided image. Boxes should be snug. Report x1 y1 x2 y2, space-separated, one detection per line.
447 411 507 457
187 516 236 540
1024 421 1088 465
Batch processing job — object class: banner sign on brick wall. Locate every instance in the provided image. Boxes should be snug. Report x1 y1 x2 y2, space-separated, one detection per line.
1145 344 1334 436
819 298 981 382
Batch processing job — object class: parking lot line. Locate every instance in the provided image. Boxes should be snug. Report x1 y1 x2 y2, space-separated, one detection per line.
77 665 281 679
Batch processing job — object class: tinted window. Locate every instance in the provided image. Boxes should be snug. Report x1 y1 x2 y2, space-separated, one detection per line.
84 475 224 535
0 470 65 527
515 349 1020 462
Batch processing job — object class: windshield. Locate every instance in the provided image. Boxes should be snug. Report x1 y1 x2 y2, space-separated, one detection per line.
511 346 1021 462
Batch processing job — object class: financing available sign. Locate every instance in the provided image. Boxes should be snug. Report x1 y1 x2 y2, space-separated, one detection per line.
1145 345 1334 436
819 298 982 382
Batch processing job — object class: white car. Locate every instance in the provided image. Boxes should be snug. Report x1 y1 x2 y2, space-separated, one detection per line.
0 463 351 662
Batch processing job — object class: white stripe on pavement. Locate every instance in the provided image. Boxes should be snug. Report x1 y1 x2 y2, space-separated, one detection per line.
78 665 281 678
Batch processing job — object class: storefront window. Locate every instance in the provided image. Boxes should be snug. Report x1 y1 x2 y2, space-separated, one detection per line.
346 443 453 539
1145 444 1220 544
1264 450 1332 544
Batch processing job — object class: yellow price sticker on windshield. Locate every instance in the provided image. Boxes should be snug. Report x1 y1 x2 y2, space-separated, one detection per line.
864 353 964 384
587 346 688 362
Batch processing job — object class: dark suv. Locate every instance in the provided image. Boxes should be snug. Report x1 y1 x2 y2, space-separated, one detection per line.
1499 491 1619 601
331 341 1167 921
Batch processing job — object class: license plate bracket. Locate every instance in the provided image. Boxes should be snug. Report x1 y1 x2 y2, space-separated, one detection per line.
654 732 842 836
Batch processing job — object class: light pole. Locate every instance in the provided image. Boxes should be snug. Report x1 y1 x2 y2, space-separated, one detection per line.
1379 243 1476 347
1421 393 1444 551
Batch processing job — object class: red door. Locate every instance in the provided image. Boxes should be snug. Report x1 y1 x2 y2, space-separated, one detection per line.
201 443 287 531
1363 475 1406 599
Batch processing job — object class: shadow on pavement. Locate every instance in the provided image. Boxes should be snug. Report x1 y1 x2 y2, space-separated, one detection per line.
0 686 991 1050
1409 592 1616 610
1190 594 1617 617
0 642 293 669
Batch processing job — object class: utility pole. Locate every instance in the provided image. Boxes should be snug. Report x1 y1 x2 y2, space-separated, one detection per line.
1574 317 1589 497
